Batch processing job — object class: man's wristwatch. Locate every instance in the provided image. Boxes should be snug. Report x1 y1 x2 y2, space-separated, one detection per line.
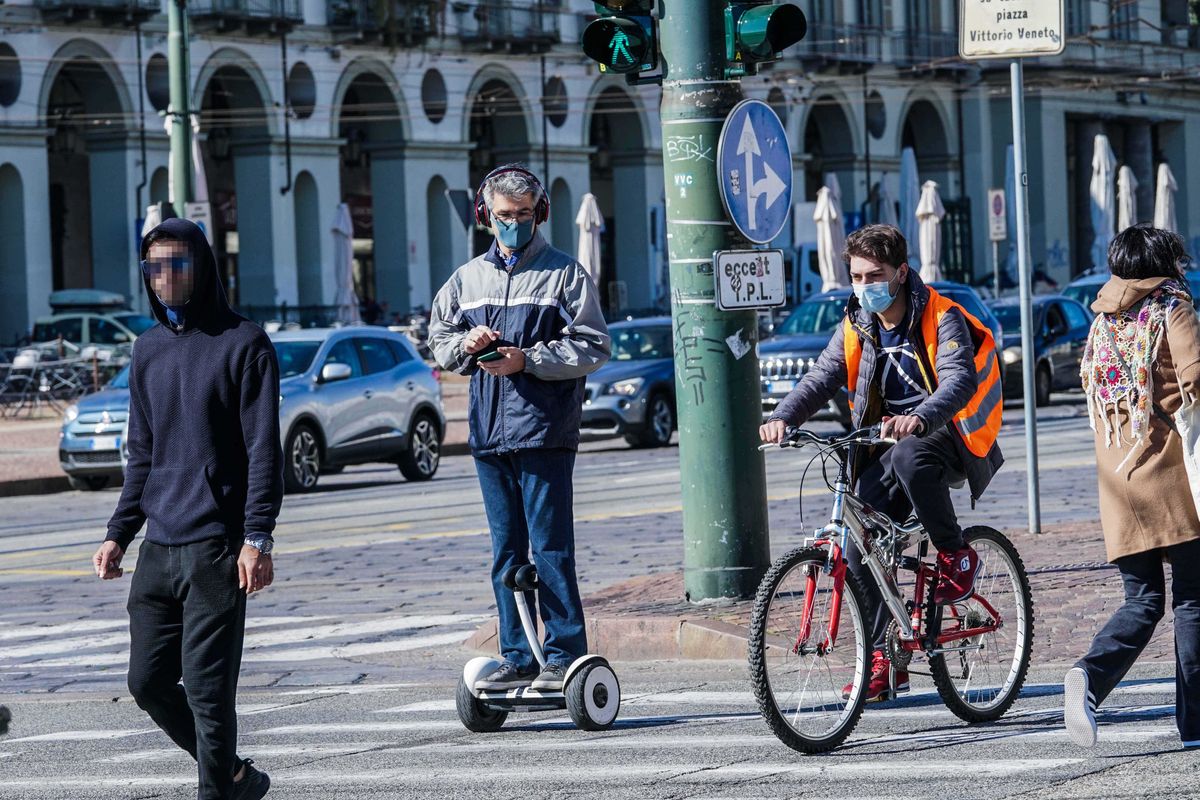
243 535 274 555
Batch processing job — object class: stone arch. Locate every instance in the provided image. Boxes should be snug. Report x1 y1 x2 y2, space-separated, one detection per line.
149 166 169 206
898 91 955 190
329 57 410 142
801 90 859 205
38 39 133 129
0 164 27 344
465 66 534 254
581 76 652 151
193 47 277 137
460 64 535 146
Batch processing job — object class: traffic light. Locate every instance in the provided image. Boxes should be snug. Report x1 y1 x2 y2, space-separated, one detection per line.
725 2 807 76
582 1 659 82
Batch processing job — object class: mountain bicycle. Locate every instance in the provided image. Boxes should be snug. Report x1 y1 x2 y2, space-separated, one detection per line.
749 426 1034 753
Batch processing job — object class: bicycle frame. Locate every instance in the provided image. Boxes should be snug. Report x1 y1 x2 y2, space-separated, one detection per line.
794 440 1005 658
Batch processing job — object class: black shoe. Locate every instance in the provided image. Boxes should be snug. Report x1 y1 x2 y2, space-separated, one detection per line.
530 662 567 691
233 758 270 800
474 661 537 691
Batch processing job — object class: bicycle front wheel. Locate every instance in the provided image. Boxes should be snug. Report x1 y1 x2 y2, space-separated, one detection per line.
930 526 1034 722
748 546 869 753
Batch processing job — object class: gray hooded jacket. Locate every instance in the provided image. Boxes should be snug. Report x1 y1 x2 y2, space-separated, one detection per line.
771 272 1003 501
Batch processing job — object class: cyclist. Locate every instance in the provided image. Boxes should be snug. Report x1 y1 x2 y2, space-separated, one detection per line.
760 224 1004 702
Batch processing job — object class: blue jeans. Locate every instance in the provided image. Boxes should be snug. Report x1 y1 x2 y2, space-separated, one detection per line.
1076 537 1200 741
474 448 587 669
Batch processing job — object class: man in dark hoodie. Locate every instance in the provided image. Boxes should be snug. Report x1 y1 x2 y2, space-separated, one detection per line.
91 218 282 800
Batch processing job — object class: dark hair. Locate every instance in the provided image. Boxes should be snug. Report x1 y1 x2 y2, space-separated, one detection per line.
843 224 908 270
140 227 183 260
1108 224 1191 283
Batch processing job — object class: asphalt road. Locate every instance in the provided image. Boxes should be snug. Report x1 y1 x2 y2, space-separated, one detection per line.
4 394 1186 798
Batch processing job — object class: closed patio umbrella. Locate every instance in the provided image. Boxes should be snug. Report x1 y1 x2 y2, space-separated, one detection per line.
1154 163 1179 233
575 193 604 288
1117 165 1138 233
814 174 848 292
1090 134 1117 269
916 180 946 283
332 203 360 325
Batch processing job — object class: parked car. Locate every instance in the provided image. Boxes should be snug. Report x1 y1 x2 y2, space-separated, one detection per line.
1064 269 1200 312
31 311 157 353
274 327 445 492
987 295 1093 406
59 364 130 491
62 327 446 493
759 282 1002 428
582 317 676 448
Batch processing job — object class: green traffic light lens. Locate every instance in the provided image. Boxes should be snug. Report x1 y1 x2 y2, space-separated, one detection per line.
582 17 651 73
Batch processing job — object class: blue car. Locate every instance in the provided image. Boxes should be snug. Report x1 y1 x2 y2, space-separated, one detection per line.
582 317 676 448
760 282 1004 428
59 364 130 491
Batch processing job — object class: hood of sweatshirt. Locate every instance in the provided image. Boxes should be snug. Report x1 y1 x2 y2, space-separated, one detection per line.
139 217 231 333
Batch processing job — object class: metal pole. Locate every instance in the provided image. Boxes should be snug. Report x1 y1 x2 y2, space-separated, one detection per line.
992 240 1000 299
1010 60 1041 535
167 0 193 217
659 0 770 600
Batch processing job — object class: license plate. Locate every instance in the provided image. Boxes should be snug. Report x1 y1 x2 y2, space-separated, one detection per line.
768 380 797 395
89 436 119 451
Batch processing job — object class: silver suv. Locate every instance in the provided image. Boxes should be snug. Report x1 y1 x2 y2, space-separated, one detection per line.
273 327 445 492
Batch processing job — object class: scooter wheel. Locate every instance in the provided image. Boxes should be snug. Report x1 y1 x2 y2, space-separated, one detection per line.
565 660 621 731
456 676 507 732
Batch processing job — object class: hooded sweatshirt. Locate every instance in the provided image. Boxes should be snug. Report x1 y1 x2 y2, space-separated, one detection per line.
105 218 284 550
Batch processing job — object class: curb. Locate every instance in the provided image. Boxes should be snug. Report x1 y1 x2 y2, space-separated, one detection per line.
462 616 750 662
0 476 72 498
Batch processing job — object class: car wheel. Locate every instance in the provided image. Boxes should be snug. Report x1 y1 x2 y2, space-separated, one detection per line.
398 413 440 481
68 475 109 491
1035 364 1052 407
284 424 322 493
626 392 675 448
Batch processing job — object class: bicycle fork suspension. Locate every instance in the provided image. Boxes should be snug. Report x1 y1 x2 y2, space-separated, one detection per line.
794 545 847 656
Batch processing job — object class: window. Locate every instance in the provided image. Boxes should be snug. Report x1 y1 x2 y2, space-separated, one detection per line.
323 339 362 378
1063 301 1092 330
274 340 322 379
385 338 414 364
355 338 399 375
941 290 990 327
32 316 83 344
611 326 673 361
1066 0 1089 35
1044 304 1069 336
113 314 157 336
1109 0 1137 40
90 318 130 345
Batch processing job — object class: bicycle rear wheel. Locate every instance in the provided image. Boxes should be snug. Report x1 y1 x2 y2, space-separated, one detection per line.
748 546 869 753
930 526 1034 722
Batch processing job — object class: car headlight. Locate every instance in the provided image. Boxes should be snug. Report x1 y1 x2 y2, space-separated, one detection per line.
606 377 645 397
64 404 79 423
1002 347 1022 366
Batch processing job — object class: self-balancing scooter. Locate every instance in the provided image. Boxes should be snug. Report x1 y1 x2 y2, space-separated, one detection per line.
456 564 621 732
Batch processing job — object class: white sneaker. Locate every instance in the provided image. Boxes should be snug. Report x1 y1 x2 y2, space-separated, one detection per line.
1064 666 1098 747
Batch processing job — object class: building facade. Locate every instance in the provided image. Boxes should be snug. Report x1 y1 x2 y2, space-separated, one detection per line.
1 0 1199 343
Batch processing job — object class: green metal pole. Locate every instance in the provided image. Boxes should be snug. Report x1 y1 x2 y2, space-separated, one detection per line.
659 0 771 601
167 0 193 217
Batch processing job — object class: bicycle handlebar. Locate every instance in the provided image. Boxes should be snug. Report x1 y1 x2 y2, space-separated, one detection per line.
757 425 897 451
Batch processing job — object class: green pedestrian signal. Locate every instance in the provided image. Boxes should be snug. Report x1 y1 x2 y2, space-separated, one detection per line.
725 2 807 76
582 1 659 81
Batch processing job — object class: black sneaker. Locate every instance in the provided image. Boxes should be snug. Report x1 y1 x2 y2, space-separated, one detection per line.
530 662 567 691
233 758 270 800
474 661 537 691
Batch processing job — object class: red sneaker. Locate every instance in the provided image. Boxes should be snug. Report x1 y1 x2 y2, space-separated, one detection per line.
934 544 979 605
842 650 910 702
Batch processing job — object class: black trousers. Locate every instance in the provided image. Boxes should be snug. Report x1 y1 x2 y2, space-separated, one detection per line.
850 425 968 650
126 538 246 800
1077 537 1200 741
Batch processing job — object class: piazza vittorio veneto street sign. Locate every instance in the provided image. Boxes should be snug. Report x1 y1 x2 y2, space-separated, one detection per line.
958 0 1065 61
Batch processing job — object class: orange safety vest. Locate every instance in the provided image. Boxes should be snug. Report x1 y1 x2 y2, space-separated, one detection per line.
843 287 1002 458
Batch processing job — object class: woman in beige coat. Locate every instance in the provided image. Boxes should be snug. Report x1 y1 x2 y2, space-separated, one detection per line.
1065 225 1200 749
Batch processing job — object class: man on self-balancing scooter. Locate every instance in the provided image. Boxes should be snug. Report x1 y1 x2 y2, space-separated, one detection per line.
429 165 620 731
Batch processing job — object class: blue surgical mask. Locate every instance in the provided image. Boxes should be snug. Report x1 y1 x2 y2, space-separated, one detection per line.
495 217 536 251
853 273 901 314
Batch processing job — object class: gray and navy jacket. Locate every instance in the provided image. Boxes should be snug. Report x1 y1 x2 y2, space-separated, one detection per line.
429 232 611 456
771 271 1003 502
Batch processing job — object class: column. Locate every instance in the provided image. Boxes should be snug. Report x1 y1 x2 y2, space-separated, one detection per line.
86 131 137 303
369 144 409 313
1126 120 1154 224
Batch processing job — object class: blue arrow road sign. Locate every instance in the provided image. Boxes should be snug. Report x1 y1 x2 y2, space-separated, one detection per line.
717 99 793 245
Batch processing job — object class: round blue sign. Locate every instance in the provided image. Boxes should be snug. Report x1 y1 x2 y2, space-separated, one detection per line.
717 99 793 245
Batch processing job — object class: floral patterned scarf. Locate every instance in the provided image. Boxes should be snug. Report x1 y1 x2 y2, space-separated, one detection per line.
1080 279 1190 467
